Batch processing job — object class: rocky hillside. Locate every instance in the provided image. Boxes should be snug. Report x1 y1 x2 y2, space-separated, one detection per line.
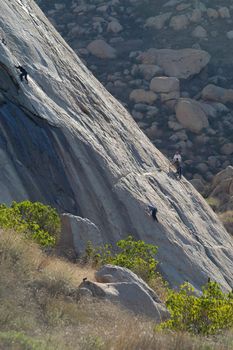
36 0 233 189
0 0 233 292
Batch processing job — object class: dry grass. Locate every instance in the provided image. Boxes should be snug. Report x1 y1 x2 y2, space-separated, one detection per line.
0 230 233 350
219 211 233 236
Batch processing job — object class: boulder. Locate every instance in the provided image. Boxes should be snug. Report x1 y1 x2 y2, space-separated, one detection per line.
221 143 233 155
150 77 179 93
218 7 231 19
175 98 209 133
192 26 207 39
201 84 233 103
169 14 189 31
58 214 103 257
139 49 210 79
78 265 170 321
87 39 116 59
95 265 161 302
129 89 157 104
207 8 219 19
145 12 172 29
107 20 123 34
189 9 202 23
209 166 233 211
138 64 163 80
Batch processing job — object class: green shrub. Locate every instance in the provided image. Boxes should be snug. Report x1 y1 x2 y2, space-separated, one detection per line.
161 280 233 335
84 235 158 282
0 331 45 350
0 201 60 247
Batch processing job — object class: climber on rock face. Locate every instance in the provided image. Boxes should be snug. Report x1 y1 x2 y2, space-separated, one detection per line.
15 65 28 83
172 150 182 179
147 205 158 222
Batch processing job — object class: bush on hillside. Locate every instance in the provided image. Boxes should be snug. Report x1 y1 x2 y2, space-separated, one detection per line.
0 201 60 247
160 281 233 335
84 235 159 283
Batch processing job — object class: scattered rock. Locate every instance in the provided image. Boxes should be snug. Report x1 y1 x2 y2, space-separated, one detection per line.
201 84 233 103
169 14 189 31
221 143 233 155
129 89 157 104
218 7 231 19
150 77 179 93
87 39 116 59
145 12 172 29
139 49 210 79
107 20 123 34
175 98 209 133
192 26 207 39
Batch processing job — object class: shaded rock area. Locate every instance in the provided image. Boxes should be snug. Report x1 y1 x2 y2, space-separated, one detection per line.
78 265 169 321
0 0 233 292
58 213 103 258
36 0 233 187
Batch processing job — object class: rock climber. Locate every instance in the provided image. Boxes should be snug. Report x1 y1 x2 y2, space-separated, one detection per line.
147 205 158 222
15 65 28 83
172 150 182 179
1 38 6 45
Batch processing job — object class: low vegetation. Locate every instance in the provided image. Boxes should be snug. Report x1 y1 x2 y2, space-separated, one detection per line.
0 201 60 246
0 201 233 349
83 235 168 301
1 230 233 350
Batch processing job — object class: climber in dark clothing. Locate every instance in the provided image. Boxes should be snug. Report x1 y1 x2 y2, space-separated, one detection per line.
15 65 28 83
147 205 158 222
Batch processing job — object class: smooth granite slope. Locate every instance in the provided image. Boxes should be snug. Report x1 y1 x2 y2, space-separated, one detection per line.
0 0 233 291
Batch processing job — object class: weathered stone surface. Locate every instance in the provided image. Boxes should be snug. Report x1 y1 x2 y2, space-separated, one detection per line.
107 21 123 34
129 89 157 104
139 49 210 79
59 214 103 257
145 13 172 29
79 266 169 321
201 84 233 103
218 7 231 19
175 98 209 133
192 26 207 39
169 14 189 31
1 0 233 293
209 166 233 211
95 264 161 302
150 77 179 93
207 8 219 19
138 64 163 80
189 9 202 23
221 143 233 155
87 39 116 59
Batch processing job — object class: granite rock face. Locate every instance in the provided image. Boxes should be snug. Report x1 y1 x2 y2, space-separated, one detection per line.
0 0 233 292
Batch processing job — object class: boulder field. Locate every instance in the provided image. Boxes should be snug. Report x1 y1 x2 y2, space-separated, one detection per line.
0 0 233 292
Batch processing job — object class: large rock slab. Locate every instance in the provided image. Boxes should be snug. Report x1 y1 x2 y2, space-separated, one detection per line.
59 214 103 257
175 98 209 133
0 0 233 293
139 49 210 79
79 266 169 321
95 264 161 302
